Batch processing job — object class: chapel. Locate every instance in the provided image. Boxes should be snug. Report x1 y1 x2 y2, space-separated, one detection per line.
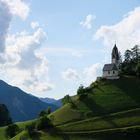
102 44 120 79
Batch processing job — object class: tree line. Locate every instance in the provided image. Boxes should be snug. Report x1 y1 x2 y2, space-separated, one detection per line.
121 45 140 76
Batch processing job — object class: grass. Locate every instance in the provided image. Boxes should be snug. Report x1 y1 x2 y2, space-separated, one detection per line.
49 103 83 125
59 108 140 132
50 76 140 125
1 76 140 139
0 127 7 140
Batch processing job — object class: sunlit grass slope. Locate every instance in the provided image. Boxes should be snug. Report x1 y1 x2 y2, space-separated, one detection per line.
0 76 140 140
51 76 140 125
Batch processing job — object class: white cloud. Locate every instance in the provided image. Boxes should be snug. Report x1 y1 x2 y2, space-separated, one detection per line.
83 63 102 82
0 1 11 52
62 68 79 81
94 7 140 53
80 14 96 29
0 28 54 93
0 0 54 94
2 0 29 20
31 22 40 29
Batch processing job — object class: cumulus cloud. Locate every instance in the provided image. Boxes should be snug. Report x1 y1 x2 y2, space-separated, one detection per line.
0 1 11 52
83 63 102 81
94 7 140 53
80 14 96 29
0 0 54 94
2 0 29 20
62 68 79 81
0 28 54 93
31 22 40 29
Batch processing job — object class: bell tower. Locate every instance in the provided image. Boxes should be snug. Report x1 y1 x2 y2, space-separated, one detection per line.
112 44 119 65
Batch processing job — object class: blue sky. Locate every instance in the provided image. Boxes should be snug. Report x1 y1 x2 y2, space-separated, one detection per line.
0 0 140 99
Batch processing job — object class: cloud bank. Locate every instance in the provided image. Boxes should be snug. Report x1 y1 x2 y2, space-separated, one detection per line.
0 0 53 95
94 7 140 53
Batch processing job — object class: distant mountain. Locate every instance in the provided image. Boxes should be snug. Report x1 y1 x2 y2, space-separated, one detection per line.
40 97 62 107
0 80 58 122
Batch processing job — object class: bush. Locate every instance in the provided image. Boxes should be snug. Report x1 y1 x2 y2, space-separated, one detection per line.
5 124 20 138
25 123 36 136
47 107 51 115
62 95 72 105
39 110 47 117
77 85 84 95
39 107 52 118
36 116 53 130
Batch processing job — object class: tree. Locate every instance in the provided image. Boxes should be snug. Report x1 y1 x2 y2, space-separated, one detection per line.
5 124 20 138
39 110 47 117
36 116 53 130
62 95 72 105
25 123 36 136
77 84 84 95
0 104 12 127
131 45 140 60
124 49 132 62
46 107 51 115
118 51 122 64
135 58 140 76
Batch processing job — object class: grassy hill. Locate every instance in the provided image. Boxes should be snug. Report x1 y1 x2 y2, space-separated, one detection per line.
50 76 140 125
0 76 140 139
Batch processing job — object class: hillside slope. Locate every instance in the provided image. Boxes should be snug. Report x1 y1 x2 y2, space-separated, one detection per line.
50 76 140 125
0 80 58 122
0 76 140 140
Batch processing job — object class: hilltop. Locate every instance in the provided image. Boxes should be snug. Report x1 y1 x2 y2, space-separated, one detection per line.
51 76 140 125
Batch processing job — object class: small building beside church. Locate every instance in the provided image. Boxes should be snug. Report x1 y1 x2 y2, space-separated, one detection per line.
102 44 120 79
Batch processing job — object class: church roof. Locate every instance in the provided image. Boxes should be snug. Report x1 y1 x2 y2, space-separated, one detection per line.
112 44 119 60
103 64 118 71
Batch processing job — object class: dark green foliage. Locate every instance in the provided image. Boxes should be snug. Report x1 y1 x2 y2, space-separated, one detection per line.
77 85 92 95
62 95 72 105
5 124 20 138
36 116 53 130
131 45 140 60
39 107 52 118
25 123 36 136
124 49 132 62
135 59 140 76
39 110 47 117
77 85 92 100
121 45 140 76
0 104 12 126
47 107 51 115
78 93 88 100
77 85 84 95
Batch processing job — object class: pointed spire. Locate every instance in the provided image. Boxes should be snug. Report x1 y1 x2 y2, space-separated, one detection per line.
112 44 119 63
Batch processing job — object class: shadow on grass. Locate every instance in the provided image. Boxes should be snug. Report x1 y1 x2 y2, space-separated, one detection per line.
109 77 140 106
82 97 118 128
44 126 70 140
29 131 41 140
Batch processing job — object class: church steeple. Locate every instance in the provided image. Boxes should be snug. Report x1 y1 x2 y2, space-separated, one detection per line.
112 44 119 64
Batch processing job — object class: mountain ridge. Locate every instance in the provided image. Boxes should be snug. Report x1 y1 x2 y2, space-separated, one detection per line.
0 80 59 122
